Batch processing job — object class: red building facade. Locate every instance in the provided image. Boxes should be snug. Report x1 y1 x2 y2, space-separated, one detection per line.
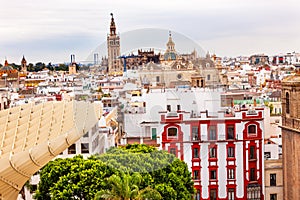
159 108 264 200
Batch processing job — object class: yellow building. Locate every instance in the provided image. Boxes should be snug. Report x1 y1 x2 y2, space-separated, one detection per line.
24 79 45 87
265 157 283 200
69 63 77 75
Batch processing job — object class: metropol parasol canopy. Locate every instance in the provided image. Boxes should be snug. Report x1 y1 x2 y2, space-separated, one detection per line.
0 100 102 199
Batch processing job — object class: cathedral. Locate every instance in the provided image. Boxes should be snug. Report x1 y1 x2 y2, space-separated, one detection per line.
103 14 221 89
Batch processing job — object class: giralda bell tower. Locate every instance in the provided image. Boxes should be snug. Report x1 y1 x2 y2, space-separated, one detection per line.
107 13 121 75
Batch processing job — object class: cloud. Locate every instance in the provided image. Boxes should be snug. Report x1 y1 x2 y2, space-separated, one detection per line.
0 0 299 63
0 33 98 64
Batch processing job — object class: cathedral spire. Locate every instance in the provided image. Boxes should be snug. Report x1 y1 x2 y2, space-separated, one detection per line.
21 55 27 73
21 55 26 64
110 13 116 36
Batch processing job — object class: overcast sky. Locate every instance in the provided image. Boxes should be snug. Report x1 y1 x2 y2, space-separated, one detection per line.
1 0 299 64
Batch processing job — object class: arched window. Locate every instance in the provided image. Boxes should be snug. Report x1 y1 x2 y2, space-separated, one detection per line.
168 127 178 137
286 92 290 114
248 125 256 135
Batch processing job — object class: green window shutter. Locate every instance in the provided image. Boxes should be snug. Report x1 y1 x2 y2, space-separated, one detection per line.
152 128 157 140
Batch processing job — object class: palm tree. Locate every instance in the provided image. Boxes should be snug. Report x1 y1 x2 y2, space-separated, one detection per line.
94 172 161 200
136 186 162 200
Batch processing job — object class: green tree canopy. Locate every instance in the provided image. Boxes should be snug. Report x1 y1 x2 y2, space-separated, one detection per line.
28 63 34 72
97 144 194 199
35 62 46 71
34 144 194 200
10 63 21 70
34 155 115 200
95 172 162 200
56 63 68 71
46 62 54 71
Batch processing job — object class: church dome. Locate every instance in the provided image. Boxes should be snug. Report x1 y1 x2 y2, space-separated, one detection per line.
0 65 13 72
0 59 14 72
164 52 177 60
